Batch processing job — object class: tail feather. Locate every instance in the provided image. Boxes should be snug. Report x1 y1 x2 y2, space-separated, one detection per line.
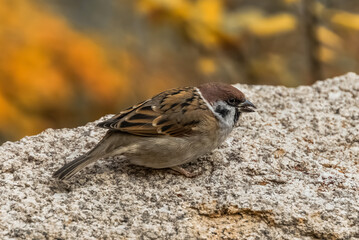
52 154 100 180
53 131 117 180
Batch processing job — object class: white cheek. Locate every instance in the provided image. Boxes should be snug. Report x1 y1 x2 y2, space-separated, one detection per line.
196 88 237 129
212 101 236 128
221 110 236 128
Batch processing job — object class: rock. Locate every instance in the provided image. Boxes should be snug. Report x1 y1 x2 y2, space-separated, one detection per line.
0 73 358 239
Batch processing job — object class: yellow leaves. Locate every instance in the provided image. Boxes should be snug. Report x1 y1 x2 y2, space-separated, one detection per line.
331 11 359 30
193 0 223 28
318 47 335 63
314 26 344 63
282 0 300 5
0 95 17 126
0 0 131 141
137 1 297 47
187 0 224 47
225 9 264 32
250 54 297 86
315 26 342 63
247 13 297 37
3 46 71 109
0 94 48 139
197 57 217 75
226 10 297 36
138 0 224 47
316 26 342 48
138 0 223 27
137 0 191 20
63 35 127 103
2 0 357 143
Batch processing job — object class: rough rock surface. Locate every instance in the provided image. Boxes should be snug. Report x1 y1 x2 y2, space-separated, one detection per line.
1 73 359 239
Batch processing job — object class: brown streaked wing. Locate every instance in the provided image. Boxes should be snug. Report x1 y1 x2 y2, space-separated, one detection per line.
97 87 212 137
96 99 151 130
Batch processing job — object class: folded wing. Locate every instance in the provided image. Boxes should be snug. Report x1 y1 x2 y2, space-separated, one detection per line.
97 87 213 137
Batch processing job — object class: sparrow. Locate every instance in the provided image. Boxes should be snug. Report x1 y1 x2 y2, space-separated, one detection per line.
53 82 256 180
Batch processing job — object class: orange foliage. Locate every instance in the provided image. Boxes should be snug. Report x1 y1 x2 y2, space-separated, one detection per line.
2 0 359 143
197 57 217 75
246 13 296 37
0 0 129 141
138 0 225 47
331 10 359 31
137 0 297 47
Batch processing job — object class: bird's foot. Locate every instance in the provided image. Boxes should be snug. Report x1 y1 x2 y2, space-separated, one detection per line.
170 166 202 178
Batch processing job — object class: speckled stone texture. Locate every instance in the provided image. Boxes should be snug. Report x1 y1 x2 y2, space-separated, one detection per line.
1 73 358 239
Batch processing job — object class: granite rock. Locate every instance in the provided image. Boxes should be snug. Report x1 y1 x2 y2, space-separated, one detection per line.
0 73 358 239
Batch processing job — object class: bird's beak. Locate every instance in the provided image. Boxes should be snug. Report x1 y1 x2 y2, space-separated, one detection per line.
239 100 256 112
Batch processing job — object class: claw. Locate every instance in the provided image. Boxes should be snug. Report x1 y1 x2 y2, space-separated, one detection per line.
170 166 202 178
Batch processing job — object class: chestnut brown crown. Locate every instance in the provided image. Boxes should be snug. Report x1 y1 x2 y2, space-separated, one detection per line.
198 82 246 106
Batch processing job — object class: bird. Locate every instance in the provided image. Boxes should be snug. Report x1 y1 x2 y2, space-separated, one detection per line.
53 82 256 180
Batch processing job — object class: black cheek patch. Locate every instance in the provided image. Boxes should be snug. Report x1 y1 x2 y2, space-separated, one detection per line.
234 108 240 124
215 105 230 118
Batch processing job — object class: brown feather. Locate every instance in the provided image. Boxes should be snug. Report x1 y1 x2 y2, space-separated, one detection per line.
97 87 215 137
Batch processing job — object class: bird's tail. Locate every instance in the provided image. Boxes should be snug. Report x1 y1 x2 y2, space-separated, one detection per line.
52 154 100 181
53 132 115 180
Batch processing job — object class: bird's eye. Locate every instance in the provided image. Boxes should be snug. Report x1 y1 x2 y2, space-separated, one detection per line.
227 98 237 106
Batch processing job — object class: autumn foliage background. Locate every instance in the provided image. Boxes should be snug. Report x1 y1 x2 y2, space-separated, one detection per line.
1 0 359 143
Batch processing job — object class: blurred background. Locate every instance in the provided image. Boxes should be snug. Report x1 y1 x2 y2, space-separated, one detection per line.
1 0 359 144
